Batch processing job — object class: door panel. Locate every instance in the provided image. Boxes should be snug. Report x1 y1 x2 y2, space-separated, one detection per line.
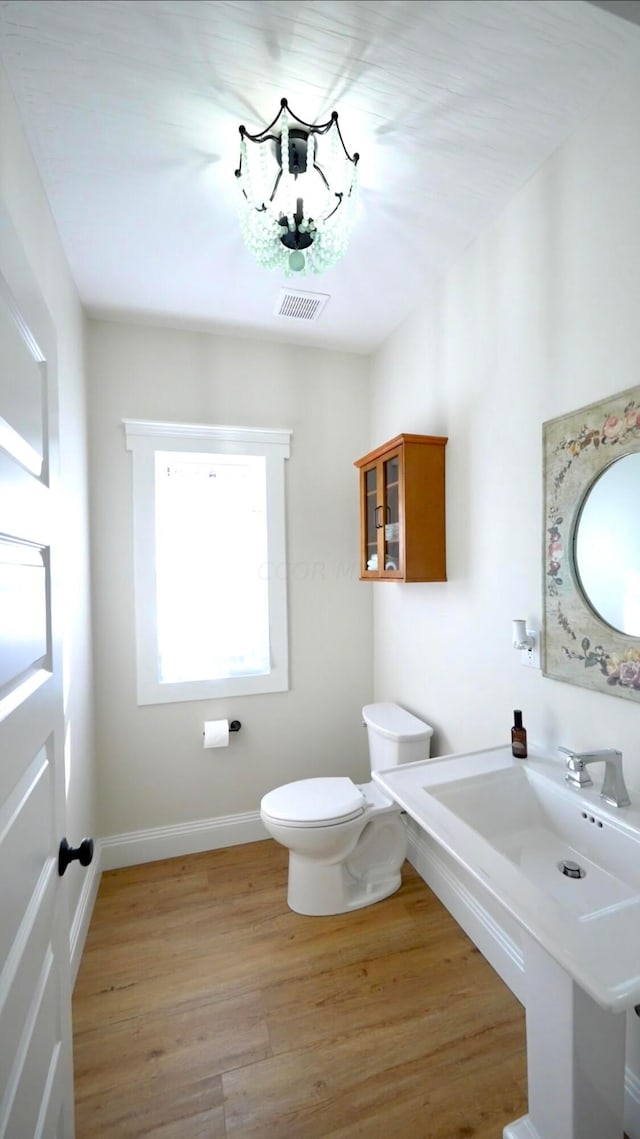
6 947 62 1139
0 282 45 476
0 541 49 690
0 450 50 542
0 856 56 1091
0 747 52 968
0 207 74 1138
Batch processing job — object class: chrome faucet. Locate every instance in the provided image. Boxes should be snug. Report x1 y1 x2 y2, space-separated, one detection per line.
559 747 631 808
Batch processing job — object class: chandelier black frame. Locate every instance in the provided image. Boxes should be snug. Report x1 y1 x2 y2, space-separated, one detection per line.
234 97 360 274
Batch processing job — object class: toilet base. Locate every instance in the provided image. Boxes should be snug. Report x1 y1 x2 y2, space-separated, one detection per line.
287 852 403 916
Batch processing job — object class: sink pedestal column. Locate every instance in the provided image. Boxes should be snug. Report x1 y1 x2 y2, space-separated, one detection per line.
504 935 626 1139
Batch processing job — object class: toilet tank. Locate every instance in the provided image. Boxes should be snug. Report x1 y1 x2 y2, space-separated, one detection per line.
362 703 434 771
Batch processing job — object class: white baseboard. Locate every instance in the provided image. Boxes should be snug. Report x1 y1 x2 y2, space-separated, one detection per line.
100 809 269 871
69 841 103 986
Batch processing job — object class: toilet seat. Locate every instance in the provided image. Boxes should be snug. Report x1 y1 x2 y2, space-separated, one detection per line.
261 777 366 827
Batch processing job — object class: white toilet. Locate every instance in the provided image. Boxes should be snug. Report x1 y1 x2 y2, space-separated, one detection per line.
260 702 434 916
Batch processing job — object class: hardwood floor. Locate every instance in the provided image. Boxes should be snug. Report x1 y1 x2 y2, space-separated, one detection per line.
72 841 528 1137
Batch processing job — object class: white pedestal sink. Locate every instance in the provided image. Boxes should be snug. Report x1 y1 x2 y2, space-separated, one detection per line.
373 746 640 1139
506 937 626 1138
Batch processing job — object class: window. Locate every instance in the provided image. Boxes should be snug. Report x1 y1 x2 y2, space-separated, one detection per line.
124 420 291 705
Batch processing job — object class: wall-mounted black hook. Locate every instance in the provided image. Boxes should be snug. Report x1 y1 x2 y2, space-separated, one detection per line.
229 720 241 732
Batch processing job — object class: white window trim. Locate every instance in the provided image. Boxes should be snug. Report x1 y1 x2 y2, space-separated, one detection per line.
124 419 291 705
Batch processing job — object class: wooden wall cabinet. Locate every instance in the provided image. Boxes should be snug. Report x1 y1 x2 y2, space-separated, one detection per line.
354 433 447 582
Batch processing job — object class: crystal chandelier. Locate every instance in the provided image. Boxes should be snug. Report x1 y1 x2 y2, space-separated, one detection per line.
235 97 360 276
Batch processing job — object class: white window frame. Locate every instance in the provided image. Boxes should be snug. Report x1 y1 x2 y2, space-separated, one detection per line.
124 419 291 705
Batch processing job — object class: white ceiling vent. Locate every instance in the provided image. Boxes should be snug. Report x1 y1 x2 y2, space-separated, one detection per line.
275 289 330 322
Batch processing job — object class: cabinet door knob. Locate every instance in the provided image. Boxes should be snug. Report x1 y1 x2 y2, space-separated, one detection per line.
58 837 94 877
375 505 383 528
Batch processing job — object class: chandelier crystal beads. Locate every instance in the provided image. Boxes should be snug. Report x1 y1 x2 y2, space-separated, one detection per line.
235 98 359 276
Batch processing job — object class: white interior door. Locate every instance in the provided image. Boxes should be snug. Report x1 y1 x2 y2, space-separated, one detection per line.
0 208 75 1137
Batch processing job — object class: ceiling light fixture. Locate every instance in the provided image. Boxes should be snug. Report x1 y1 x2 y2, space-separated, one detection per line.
235 97 359 276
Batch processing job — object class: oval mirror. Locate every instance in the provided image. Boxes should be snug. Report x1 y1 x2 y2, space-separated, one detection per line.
574 451 640 636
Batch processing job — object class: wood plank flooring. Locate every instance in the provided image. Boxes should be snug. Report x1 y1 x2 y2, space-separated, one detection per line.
72 840 528 1138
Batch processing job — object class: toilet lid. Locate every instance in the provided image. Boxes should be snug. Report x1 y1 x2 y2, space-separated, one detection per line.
261 777 366 826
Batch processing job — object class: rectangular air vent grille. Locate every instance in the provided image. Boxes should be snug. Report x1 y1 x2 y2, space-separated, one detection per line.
275 289 330 322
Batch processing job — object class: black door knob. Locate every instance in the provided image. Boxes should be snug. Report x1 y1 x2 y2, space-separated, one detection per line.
58 837 94 877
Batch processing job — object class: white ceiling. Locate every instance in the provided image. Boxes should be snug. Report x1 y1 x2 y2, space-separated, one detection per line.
1 0 639 354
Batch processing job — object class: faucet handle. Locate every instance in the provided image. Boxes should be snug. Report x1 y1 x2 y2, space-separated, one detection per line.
559 746 593 787
559 746 585 768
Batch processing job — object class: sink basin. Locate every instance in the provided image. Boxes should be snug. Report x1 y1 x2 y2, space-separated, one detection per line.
431 762 640 921
373 745 640 1011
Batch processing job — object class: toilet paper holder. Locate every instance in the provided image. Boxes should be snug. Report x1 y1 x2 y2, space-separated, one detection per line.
201 719 241 739
202 718 242 750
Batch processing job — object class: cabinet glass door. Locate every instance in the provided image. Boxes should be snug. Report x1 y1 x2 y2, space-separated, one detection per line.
364 466 378 572
383 454 400 572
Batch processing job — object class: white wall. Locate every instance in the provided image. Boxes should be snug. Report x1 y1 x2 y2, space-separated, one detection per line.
87 320 373 837
0 65 95 926
369 66 640 785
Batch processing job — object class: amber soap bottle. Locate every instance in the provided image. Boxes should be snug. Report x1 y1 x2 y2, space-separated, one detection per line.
511 710 527 759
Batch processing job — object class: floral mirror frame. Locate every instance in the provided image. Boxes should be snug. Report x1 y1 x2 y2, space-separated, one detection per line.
543 384 640 701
